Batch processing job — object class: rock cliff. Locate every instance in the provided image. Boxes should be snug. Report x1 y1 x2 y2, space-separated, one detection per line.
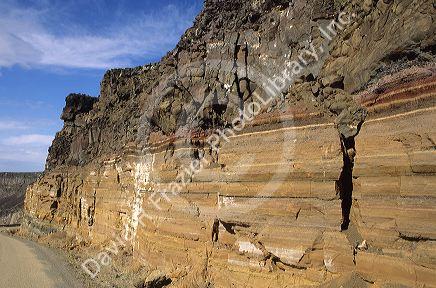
25 0 436 287
0 173 40 226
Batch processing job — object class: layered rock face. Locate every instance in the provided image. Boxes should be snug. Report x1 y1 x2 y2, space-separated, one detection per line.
25 0 436 287
350 67 436 286
0 173 40 226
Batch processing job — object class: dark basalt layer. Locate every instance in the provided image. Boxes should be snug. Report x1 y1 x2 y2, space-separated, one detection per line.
45 0 435 171
61 93 98 122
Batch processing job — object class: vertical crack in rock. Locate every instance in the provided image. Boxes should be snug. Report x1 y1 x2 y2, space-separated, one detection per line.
295 208 301 220
49 200 58 223
234 72 244 114
88 189 96 227
335 102 366 231
211 218 219 242
232 33 241 69
232 32 252 117
337 135 355 231
77 194 82 227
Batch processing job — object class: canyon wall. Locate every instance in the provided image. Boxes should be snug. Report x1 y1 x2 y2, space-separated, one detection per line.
25 0 436 287
0 173 40 226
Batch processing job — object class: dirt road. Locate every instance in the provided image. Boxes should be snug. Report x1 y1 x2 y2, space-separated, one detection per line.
0 233 84 288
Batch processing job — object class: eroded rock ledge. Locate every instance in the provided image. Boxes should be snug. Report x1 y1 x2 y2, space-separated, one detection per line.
25 0 436 287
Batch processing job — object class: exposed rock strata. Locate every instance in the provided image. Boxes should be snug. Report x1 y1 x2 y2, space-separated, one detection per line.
25 0 436 287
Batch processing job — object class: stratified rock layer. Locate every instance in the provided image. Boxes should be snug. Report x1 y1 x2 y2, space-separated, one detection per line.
352 68 436 287
25 0 436 287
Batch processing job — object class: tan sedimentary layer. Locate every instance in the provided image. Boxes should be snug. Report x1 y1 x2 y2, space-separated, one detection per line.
347 70 436 286
25 113 345 285
24 0 436 285
26 74 436 286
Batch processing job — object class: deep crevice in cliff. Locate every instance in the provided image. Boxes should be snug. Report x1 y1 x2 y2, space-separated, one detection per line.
334 103 365 231
336 136 356 231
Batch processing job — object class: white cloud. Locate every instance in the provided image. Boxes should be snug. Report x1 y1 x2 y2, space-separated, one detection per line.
0 121 29 130
0 1 198 70
2 134 53 146
0 134 53 170
0 146 48 168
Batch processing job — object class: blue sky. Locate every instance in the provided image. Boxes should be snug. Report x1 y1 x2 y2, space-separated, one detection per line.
0 0 203 172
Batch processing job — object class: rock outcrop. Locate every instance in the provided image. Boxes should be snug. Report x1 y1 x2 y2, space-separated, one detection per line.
25 0 436 287
0 173 40 226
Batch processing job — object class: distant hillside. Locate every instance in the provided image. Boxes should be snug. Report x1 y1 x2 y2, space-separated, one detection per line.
0 173 40 226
